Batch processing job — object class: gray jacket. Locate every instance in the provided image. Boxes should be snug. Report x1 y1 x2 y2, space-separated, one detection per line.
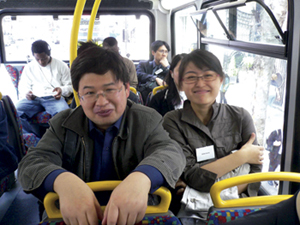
163 101 261 195
18 100 186 192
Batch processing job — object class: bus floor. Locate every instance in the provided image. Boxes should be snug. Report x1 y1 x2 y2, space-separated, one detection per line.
0 176 40 225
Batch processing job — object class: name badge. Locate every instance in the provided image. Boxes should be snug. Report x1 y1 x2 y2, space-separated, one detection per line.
155 68 163 75
196 145 215 162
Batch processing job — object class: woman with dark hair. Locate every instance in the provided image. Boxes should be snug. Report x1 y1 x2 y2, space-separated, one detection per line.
148 53 187 116
163 49 264 224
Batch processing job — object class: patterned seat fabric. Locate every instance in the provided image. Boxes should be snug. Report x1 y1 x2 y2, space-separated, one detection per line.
5 64 52 125
206 208 261 225
39 215 182 225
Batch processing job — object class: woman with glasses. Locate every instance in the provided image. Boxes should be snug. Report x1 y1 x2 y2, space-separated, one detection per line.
148 53 187 116
163 49 264 224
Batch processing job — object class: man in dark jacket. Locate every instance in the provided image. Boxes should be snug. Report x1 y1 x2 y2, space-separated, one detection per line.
18 46 185 225
136 40 170 103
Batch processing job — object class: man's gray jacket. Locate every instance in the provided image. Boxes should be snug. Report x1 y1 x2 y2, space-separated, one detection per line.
18 100 186 192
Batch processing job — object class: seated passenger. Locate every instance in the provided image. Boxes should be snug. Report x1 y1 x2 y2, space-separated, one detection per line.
148 53 187 116
163 49 264 224
18 46 186 225
102 37 138 89
16 40 72 137
136 40 170 103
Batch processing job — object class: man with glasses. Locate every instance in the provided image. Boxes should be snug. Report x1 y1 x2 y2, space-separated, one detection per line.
18 46 185 225
136 40 170 103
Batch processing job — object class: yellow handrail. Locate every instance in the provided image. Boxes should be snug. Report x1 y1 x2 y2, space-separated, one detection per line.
70 0 86 107
87 0 102 41
44 180 171 219
130 87 137 94
210 172 300 208
70 0 102 107
152 85 167 95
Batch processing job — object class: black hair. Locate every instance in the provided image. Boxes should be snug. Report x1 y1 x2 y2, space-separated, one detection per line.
103 37 118 47
31 40 51 56
178 49 224 89
71 46 129 92
164 53 187 106
77 41 99 55
151 40 170 52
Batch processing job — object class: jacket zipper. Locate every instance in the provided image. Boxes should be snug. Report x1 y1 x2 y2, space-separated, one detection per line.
81 137 86 180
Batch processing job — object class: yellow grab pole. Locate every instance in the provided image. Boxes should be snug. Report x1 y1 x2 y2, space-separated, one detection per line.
70 0 86 106
87 0 102 41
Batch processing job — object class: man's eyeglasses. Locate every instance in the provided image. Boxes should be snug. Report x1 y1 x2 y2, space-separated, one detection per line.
80 86 123 103
182 73 219 84
158 50 169 54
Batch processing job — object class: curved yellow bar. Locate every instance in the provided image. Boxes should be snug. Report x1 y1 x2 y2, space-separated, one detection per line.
87 0 102 41
44 180 172 219
210 172 300 208
130 87 137 94
152 85 167 95
70 0 86 106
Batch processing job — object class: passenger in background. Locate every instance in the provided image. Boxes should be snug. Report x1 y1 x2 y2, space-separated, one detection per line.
148 53 187 116
18 46 185 225
16 40 72 137
163 49 263 224
136 40 170 103
102 37 138 89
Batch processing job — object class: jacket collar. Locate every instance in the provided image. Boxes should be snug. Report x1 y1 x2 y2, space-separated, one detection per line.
62 100 133 139
181 100 220 127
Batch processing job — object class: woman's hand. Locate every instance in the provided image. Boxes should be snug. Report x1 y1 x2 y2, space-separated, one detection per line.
239 133 264 164
175 178 187 195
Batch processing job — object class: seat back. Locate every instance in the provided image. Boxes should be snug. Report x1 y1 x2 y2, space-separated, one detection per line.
40 181 181 225
206 172 300 224
1 95 26 161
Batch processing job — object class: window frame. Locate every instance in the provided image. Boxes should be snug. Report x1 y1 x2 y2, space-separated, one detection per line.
0 8 155 63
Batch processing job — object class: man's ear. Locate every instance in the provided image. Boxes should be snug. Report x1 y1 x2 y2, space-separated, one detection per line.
151 50 155 56
125 82 130 98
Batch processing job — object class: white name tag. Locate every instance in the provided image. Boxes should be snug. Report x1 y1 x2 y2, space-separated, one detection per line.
155 68 163 75
196 145 215 162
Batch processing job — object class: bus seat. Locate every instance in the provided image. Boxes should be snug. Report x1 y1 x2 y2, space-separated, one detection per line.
145 85 167 106
206 172 300 224
130 86 137 94
40 181 181 225
129 86 143 104
5 64 52 131
1 95 39 152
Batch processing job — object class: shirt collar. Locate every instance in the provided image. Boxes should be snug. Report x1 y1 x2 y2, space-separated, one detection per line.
88 114 123 133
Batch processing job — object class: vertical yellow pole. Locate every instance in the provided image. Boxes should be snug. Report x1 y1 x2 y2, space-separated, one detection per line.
70 0 87 106
87 0 102 41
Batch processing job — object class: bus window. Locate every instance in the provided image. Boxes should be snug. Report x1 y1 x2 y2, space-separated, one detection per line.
2 13 151 62
173 6 198 54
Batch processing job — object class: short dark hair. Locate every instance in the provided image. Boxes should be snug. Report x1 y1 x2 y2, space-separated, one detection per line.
71 46 129 92
31 40 51 56
77 41 98 55
151 40 170 52
178 49 224 89
103 37 118 47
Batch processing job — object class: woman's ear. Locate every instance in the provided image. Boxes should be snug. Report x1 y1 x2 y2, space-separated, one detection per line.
170 70 174 78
